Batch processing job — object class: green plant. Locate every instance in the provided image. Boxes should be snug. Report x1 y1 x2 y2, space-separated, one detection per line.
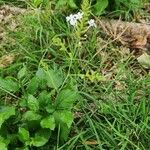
107 0 144 19
0 64 79 149
1 0 150 149
54 0 109 15
47 0 144 19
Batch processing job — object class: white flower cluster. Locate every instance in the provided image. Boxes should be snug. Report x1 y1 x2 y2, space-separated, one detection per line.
66 12 83 26
66 12 96 28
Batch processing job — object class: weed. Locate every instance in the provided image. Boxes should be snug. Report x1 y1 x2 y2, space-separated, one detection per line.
0 0 150 149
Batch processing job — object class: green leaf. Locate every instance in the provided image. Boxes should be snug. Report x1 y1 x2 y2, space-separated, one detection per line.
27 95 39 111
0 136 7 150
0 136 10 147
0 106 15 128
60 123 70 141
22 111 42 121
36 68 47 89
45 104 55 113
54 110 73 128
93 0 108 15
36 68 63 90
33 0 43 7
46 69 63 90
55 89 78 109
59 110 73 128
26 77 39 94
68 0 78 9
17 66 27 79
36 68 46 80
56 0 67 9
18 127 30 144
31 129 51 147
38 91 51 106
40 115 55 130
0 77 19 92
0 141 7 150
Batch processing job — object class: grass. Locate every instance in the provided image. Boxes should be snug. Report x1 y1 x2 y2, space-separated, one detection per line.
0 0 150 149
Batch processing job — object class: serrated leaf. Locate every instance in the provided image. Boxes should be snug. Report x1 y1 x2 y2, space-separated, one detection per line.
45 104 55 113
53 112 70 141
36 68 46 80
55 89 78 109
60 123 70 141
40 116 55 130
59 110 73 128
93 0 108 15
27 95 39 111
22 111 42 121
26 77 39 94
18 127 30 144
17 66 27 79
31 129 51 147
36 68 47 89
0 106 15 128
46 69 63 90
137 53 150 69
38 91 51 106
0 77 19 92
36 68 63 90
60 111 73 128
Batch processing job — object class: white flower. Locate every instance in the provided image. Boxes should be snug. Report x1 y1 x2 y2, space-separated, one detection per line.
88 19 97 28
66 12 83 26
66 14 74 22
66 14 77 26
69 19 77 26
74 12 84 20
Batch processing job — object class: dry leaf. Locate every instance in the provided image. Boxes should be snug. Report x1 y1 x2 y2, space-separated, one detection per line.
97 19 150 50
0 5 26 31
137 53 150 69
0 54 16 68
83 140 98 145
114 81 125 91
74 112 84 118
131 34 148 49
144 3 150 12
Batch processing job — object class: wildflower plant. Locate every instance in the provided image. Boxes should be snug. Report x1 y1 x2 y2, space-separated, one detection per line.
62 0 98 77
66 0 97 39
64 0 97 64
